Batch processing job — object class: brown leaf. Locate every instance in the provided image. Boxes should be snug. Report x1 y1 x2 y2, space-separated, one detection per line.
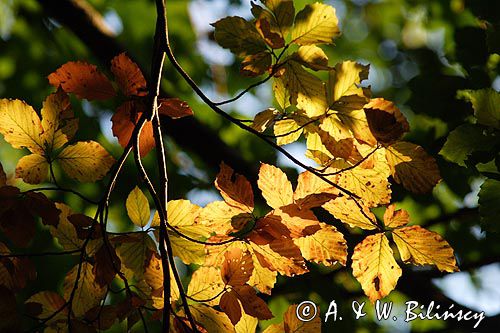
110 53 147 97
222 248 254 287
158 98 193 119
241 52 273 77
25 191 61 226
111 101 155 157
220 290 242 325
93 245 121 287
48 61 116 100
215 162 254 212
255 18 285 49
234 285 273 320
68 214 100 240
364 98 409 144
0 201 36 248
248 214 291 245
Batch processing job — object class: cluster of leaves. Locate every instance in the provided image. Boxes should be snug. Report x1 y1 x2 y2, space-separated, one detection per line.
440 88 500 231
0 1 463 332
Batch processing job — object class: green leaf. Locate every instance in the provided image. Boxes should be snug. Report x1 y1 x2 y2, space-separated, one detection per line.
478 179 500 231
212 16 267 56
291 3 340 46
440 124 497 167
458 88 500 129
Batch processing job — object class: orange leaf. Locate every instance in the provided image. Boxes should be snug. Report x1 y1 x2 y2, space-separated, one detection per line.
215 162 254 212
110 53 147 97
383 204 409 228
255 18 285 49
248 214 292 245
222 248 254 287
111 101 155 157
258 163 293 209
48 61 116 100
158 98 193 119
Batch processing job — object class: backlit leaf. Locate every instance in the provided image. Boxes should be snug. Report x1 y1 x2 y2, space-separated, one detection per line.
25 291 67 322
235 312 259 333
158 98 194 119
291 3 340 45
63 262 106 317
262 304 321 333
385 141 441 194
57 141 115 182
393 226 458 272
222 248 254 286
41 90 77 151
48 61 116 100
220 290 242 325
187 267 225 306
191 304 234 333
282 61 327 117
293 45 330 71
111 101 155 157
262 0 295 36
294 223 347 266
478 179 500 230
273 118 303 146
15 154 49 184
215 162 254 212
351 233 401 302
110 53 147 97
258 163 293 209
322 196 377 230
126 186 150 228
212 17 267 56
0 99 44 154
251 108 278 132
458 88 500 129
256 18 285 48
383 204 409 229
234 285 273 320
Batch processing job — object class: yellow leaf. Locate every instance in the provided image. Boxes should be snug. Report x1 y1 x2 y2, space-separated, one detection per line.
191 304 234 333
385 142 441 193
251 108 278 133
291 3 340 45
50 203 82 251
294 170 339 201
294 45 330 71
235 311 259 333
328 61 369 103
198 201 252 235
187 267 225 306
273 206 321 238
322 196 377 230
273 77 291 110
283 61 327 117
328 161 391 207
393 225 458 272
383 204 409 229
144 252 180 305
41 90 77 151
0 99 45 154
273 118 303 146
212 16 267 56
258 163 294 209
167 199 210 238
248 253 277 295
116 233 156 279
57 141 115 182
15 154 49 184
25 291 67 321
170 235 206 265
351 233 401 302
262 0 295 36
251 242 308 277
294 223 347 266
63 262 106 317
126 186 150 228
